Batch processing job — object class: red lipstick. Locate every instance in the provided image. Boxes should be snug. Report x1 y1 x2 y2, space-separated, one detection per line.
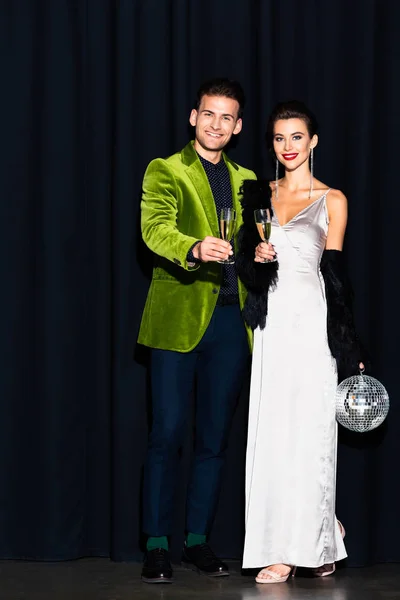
282 153 298 161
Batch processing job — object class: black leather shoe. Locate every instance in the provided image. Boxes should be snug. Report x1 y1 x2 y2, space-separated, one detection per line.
181 542 229 577
141 548 173 583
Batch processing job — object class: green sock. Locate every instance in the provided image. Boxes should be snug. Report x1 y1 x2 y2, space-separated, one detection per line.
146 536 168 551
186 532 207 547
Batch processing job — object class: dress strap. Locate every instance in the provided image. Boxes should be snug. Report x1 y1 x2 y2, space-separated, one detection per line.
323 189 331 224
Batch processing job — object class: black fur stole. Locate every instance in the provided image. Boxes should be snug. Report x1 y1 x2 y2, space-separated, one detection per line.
320 249 369 381
235 180 279 330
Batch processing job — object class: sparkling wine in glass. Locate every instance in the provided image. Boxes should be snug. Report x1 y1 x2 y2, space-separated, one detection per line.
254 208 277 263
218 208 236 264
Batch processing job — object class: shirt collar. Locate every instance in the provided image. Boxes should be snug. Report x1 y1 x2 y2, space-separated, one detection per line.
197 152 225 169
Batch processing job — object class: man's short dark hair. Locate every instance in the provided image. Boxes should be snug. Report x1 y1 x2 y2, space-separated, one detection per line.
195 78 245 118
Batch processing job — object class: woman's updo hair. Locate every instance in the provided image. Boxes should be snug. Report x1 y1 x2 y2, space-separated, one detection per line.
266 100 318 153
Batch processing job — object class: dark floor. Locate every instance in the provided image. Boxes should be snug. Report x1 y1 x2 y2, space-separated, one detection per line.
0 559 399 600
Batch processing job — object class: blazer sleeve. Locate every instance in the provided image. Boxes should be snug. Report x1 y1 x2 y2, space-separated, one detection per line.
141 158 201 271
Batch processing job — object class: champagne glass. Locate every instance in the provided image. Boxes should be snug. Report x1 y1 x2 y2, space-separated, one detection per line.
254 208 277 263
218 208 236 264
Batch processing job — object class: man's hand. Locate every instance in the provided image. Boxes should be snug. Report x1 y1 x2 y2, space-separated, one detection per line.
192 237 233 263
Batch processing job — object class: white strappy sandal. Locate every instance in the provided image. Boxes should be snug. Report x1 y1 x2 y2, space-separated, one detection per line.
255 565 297 584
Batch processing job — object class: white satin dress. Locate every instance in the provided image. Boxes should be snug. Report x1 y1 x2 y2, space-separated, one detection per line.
242 191 347 569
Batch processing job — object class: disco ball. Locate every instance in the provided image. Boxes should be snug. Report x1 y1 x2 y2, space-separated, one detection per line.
336 372 389 432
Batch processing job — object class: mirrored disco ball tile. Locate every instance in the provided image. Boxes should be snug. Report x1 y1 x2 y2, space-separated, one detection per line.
336 375 389 432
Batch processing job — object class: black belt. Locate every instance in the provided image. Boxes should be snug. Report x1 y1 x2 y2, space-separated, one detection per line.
216 294 239 306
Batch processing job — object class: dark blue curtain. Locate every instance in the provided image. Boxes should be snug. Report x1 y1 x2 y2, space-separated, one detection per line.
0 0 398 565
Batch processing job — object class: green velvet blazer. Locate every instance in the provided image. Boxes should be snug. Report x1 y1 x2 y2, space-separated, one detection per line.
137 141 257 352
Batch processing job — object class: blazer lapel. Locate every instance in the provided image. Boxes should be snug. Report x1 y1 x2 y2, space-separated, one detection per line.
181 143 246 236
183 143 219 237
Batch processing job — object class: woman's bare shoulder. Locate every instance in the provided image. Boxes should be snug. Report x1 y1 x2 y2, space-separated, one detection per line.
325 187 348 223
326 187 347 207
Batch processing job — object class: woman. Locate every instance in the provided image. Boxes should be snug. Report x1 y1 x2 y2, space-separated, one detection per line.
236 101 365 584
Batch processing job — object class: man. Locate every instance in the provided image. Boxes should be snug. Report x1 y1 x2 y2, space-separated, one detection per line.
138 78 256 584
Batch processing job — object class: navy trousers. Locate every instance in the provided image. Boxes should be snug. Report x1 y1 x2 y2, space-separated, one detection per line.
142 304 249 537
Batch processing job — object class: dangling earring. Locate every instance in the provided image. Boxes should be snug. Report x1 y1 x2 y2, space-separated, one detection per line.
275 158 279 201
309 147 314 200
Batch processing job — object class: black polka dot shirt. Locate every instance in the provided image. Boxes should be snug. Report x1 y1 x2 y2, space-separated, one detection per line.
193 154 239 303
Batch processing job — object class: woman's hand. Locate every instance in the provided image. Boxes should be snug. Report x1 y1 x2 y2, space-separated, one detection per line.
255 242 276 263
